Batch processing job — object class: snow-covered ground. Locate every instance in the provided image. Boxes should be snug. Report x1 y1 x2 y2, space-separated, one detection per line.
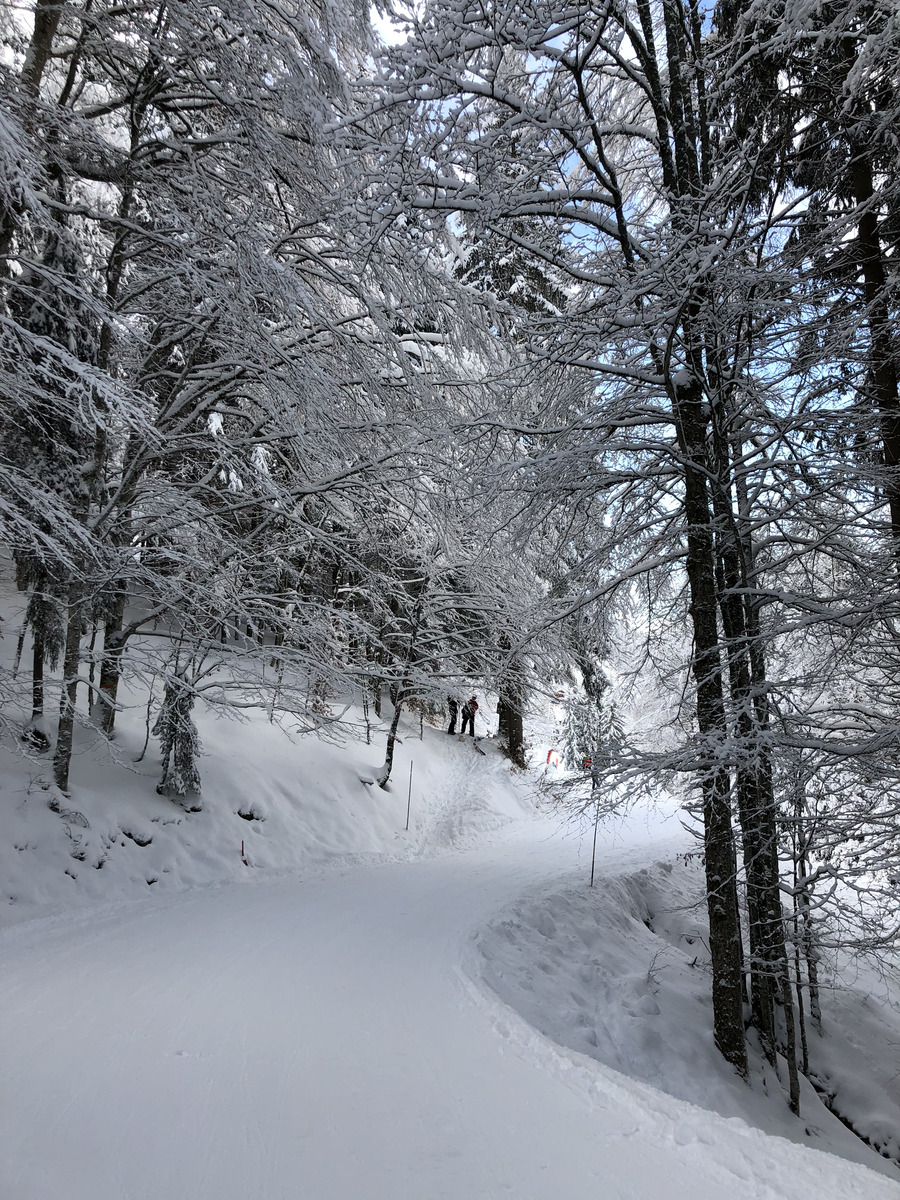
477 844 900 1173
0 680 530 926
2 665 900 1197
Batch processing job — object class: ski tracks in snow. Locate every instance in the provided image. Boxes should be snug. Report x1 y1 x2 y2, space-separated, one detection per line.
418 736 522 850
1 816 899 1200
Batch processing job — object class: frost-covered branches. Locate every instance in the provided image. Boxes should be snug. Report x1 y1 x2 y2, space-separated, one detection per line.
6 0 900 1099
0 0 555 808
339 0 900 1086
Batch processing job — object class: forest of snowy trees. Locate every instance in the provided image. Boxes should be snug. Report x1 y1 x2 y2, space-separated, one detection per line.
3 0 900 1101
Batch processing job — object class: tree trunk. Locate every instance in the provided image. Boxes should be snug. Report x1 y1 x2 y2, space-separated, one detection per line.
31 632 45 721
777 958 801 1115
708 448 780 1063
51 416 108 791
793 904 810 1078
795 817 822 1032
377 693 404 789
710 394 797 1070
52 583 84 793
675 374 748 1076
506 704 525 767
499 690 526 767
21 0 64 98
12 622 26 679
21 624 52 752
850 136 900 557
96 589 128 736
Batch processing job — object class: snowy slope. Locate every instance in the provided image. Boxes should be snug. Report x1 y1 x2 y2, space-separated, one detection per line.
477 845 900 1177
0 681 528 926
2 814 899 1200
2 655 900 1196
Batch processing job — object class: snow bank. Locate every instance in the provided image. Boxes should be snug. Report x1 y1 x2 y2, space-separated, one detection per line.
475 849 900 1180
0 688 533 928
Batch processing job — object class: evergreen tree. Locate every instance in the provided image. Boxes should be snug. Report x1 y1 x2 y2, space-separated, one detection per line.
561 691 621 777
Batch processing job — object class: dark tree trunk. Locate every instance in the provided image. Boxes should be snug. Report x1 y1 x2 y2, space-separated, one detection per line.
709 445 780 1063
497 698 509 739
794 923 810 1078
498 691 525 767
377 693 404 789
851 145 900 556
777 957 801 1115
52 584 84 793
21 0 64 98
505 705 525 767
31 632 45 720
675 374 748 1077
795 812 822 1032
21 624 51 752
96 589 128 736
12 622 26 679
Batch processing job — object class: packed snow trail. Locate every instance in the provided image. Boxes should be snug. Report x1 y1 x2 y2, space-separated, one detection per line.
1 818 897 1200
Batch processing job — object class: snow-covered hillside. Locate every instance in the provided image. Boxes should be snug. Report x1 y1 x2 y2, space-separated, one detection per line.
3 692 900 1198
478 853 900 1175
0 681 531 925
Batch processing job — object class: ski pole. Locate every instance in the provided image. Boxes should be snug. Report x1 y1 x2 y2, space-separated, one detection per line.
405 760 413 831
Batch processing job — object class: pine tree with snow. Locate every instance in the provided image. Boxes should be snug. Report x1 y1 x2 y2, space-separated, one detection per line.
561 692 621 777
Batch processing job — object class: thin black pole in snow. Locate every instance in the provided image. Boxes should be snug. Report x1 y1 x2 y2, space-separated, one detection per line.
589 795 600 887
405 760 414 831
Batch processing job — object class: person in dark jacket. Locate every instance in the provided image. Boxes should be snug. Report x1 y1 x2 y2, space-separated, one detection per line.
447 695 459 734
460 695 478 736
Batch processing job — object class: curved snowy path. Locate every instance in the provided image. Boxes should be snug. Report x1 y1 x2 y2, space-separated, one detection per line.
1 820 897 1200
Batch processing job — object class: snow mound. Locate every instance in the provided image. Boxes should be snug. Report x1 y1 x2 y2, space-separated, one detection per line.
475 850 900 1179
0 695 534 928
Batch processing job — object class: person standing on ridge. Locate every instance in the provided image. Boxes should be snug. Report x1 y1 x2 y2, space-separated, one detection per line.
460 695 478 736
447 695 459 734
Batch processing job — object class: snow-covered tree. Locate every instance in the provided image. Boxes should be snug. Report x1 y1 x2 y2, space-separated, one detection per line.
153 672 202 805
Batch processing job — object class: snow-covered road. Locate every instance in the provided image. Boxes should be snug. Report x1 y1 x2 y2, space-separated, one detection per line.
2 817 897 1200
